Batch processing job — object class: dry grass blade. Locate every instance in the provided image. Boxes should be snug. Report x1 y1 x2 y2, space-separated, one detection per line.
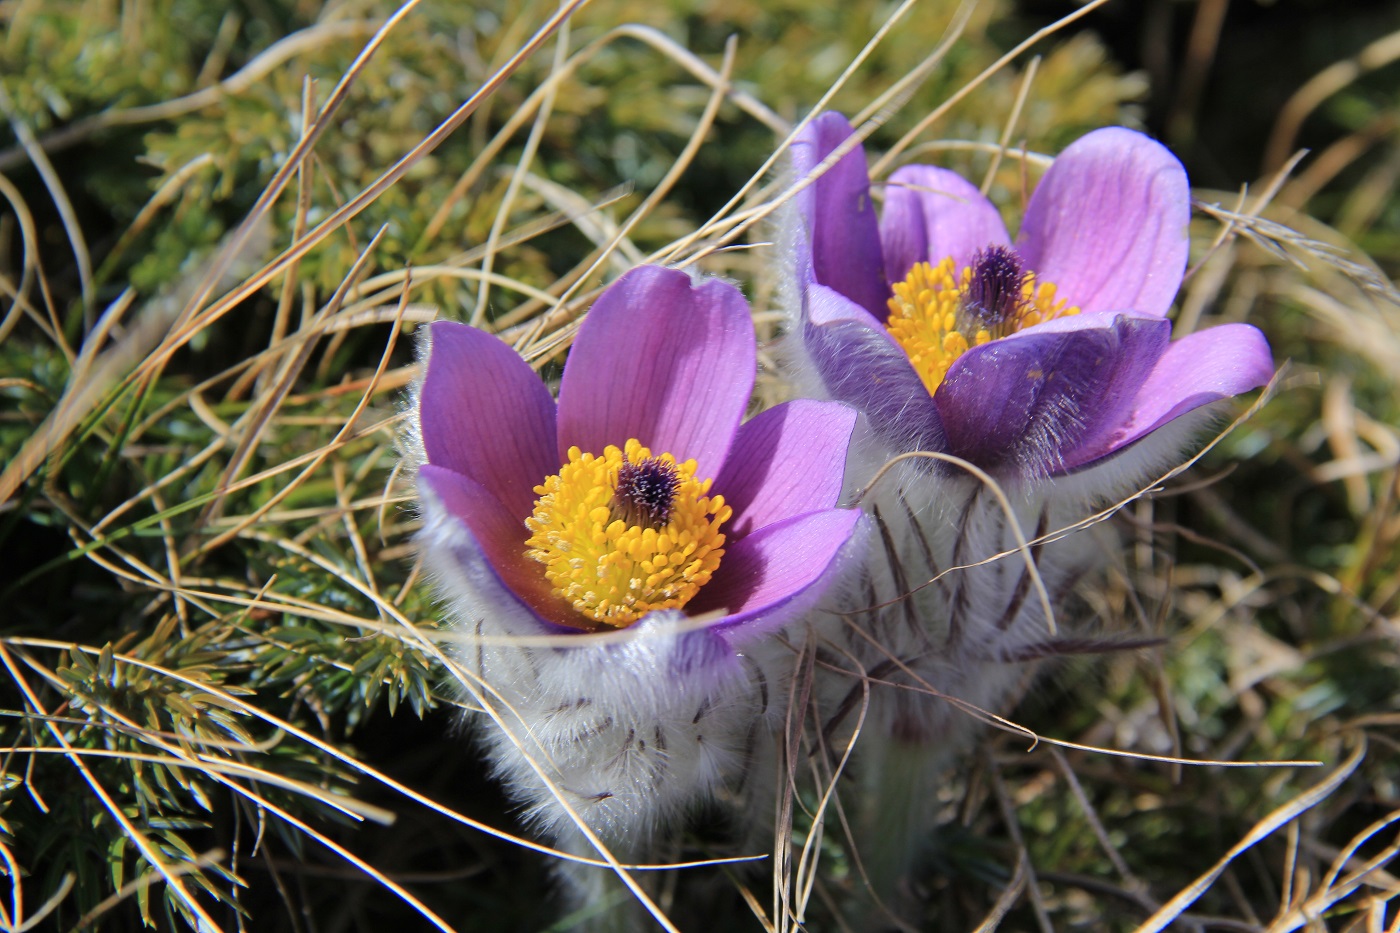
0 86 92 313
0 20 384 173
0 211 271 509
0 645 225 932
127 0 588 384
1135 738 1367 933
869 0 1116 176
1263 28 1400 174
854 449 1059 635
4 0 1393 927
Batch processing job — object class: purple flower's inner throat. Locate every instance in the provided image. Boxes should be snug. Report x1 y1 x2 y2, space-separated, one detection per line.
610 456 679 529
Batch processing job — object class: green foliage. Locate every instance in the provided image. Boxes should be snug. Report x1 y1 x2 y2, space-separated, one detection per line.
2 0 1397 929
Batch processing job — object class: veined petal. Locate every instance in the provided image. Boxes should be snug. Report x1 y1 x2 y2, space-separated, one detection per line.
1018 127 1189 318
791 111 888 316
1082 323 1274 465
715 400 856 537
881 164 1011 289
936 313 1171 474
804 283 947 455
688 508 863 629
419 464 580 631
420 321 558 519
557 266 755 481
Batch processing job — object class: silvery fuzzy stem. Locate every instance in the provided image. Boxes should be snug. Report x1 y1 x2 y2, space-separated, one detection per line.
839 461 1104 744
820 458 1111 909
857 736 949 919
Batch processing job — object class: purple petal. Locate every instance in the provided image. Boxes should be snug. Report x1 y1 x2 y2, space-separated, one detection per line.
1081 323 1274 464
715 400 855 536
803 283 946 455
556 266 755 480
881 164 1011 290
688 508 862 627
420 321 558 519
936 314 1171 474
1018 127 1189 318
790 112 888 317
419 464 582 630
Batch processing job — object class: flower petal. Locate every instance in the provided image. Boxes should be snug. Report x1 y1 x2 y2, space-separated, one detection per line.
935 313 1171 474
1018 127 1189 318
881 164 1011 287
420 320 558 519
715 399 856 537
1083 323 1274 464
791 111 888 317
688 508 863 628
557 266 755 480
803 283 947 455
419 464 581 630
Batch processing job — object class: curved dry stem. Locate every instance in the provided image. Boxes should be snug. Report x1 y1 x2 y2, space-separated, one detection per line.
0 172 44 349
0 86 92 314
1263 28 1400 174
853 449 1058 637
471 19 571 326
869 0 1116 177
0 645 225 932
1134 737 1366 933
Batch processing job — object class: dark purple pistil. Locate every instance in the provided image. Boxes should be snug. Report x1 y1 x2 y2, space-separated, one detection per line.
965 245 1028 330
611 456 680 529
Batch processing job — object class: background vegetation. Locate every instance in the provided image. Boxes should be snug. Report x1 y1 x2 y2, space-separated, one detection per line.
1 0 1397 929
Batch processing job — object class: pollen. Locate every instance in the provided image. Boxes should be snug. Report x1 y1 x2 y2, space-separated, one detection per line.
524 438 732 629
886 249 1080 396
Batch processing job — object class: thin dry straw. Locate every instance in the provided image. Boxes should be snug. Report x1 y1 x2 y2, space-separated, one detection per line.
852 450 1060 636
123 0 587 390
1133 738 1366 933
0 86 93 314
472 18 572 326
515 34 743 357
868 0 1116 177
0 644 224 932
2 637 758 877
851 371 1288 622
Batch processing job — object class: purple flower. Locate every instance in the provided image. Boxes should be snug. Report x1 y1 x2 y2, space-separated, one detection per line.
410 265 862 851
418 264 859 641
788 112 1275 476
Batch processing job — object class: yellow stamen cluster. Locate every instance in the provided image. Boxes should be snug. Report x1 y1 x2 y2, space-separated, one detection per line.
524 439 731 628
885 257 1079 396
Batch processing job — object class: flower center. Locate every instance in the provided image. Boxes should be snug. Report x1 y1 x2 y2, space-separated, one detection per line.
524 438 731 629
885 245 1079 395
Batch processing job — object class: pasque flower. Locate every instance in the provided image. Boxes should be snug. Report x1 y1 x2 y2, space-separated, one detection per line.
787 112 1274 476
780 117 1277 915
410 265 862 866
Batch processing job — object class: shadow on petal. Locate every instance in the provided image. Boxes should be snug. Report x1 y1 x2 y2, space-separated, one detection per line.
804 283 946 455
690 509 862 629
1018 127 1190 318
420 321 558 519
1085 322 1275 465
881 164 1010 288
419 464 588 632
715 400 856 537
792 111 887 317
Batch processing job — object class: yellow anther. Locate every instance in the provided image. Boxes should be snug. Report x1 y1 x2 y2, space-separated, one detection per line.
885 257 1080 395
524 438 730 628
